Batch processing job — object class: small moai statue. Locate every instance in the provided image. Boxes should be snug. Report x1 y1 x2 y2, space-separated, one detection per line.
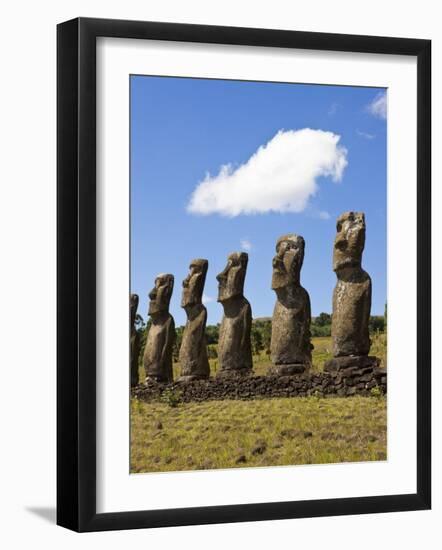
143 274 176 383
130 293 141 387
269 234 313 375
216 252 253 377
324 212 380 371
178 259 210 381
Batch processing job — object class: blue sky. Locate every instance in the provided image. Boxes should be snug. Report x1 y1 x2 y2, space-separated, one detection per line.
131 76 387 326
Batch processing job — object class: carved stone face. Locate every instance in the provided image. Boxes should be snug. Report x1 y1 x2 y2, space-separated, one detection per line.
181 259 208 308
271 234 305 290
148 274 174 316
130 293 139 327
216 252 248 303
333 212 366 272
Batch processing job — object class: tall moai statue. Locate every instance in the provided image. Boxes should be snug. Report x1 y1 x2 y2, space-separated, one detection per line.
216 252 253 377
178 259 210 381
130 293 141 387
270 234 312 375
143 274 176 383
324 212 379 371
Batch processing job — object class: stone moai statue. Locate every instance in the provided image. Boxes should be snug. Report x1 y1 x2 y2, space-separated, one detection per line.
178 259 210 381
143 274 176 383
130 293 141 387
270 234 313 375
216 252 253 377
324 212 379 371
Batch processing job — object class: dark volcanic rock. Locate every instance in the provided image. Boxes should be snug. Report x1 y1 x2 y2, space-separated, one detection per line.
324 355 379 372
131 369 387 403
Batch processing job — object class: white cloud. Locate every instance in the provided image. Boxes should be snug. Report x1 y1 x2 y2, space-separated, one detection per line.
366 92 387 120
240 238 252 251
357 129 375 140
318 210 331 220
186 129 348 217
202 294 214 304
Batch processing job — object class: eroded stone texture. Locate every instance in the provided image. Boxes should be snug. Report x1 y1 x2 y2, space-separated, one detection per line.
130 293 141 387
216 252 253 377
324 212 379 371
132 367 388 402
178 259 210 382
269 234 312 375
143 274 176 383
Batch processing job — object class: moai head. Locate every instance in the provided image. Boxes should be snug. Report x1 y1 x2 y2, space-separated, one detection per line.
271 234 305 290
181 259 208 308
130 293 139 327
333 212 366 272
216 252 248 303
148 274 174 317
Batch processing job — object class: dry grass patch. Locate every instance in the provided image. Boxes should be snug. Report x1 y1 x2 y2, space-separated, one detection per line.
131 395 386 473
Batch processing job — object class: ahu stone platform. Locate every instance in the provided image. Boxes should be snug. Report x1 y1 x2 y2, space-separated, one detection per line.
132 365 387 403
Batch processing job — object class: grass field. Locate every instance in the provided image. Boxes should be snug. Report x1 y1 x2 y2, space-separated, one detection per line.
131 333 387 474
131 395 387 473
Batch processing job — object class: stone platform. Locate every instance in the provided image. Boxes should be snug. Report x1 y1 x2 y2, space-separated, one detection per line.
132 365 387 403
324 355 380 372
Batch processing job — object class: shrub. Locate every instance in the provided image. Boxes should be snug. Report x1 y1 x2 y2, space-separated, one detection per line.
311 324 331 337
370 386 383 398
160 387 182 408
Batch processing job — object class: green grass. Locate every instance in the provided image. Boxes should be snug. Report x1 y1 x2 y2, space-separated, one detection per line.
131 395 387 473
138 333 387 381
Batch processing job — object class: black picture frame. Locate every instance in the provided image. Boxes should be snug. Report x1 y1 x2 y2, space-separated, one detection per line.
57 17 431 532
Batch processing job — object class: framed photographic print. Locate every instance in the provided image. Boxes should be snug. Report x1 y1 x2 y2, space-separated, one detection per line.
57 17 431 532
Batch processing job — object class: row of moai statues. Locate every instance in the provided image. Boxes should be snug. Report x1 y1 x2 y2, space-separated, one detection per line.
130 211 379 385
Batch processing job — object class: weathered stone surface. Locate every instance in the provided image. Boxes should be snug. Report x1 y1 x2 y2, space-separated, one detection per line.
130 293 141 387
132 369 387 403
216 252 253 376
178 259 210 381
270 234 312 375
268 364 306 376
143 274 175 383
324 355 380 372
324 212 378 371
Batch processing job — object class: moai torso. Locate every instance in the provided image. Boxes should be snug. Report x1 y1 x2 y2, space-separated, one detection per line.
144 314 175 382
332 270 371 357
130 293 141 387
179 259 210 381
179 306 209 378
271 287 312 366
218 297 253 373
216 253 253 376
143 274 176 383
270 234 312 374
